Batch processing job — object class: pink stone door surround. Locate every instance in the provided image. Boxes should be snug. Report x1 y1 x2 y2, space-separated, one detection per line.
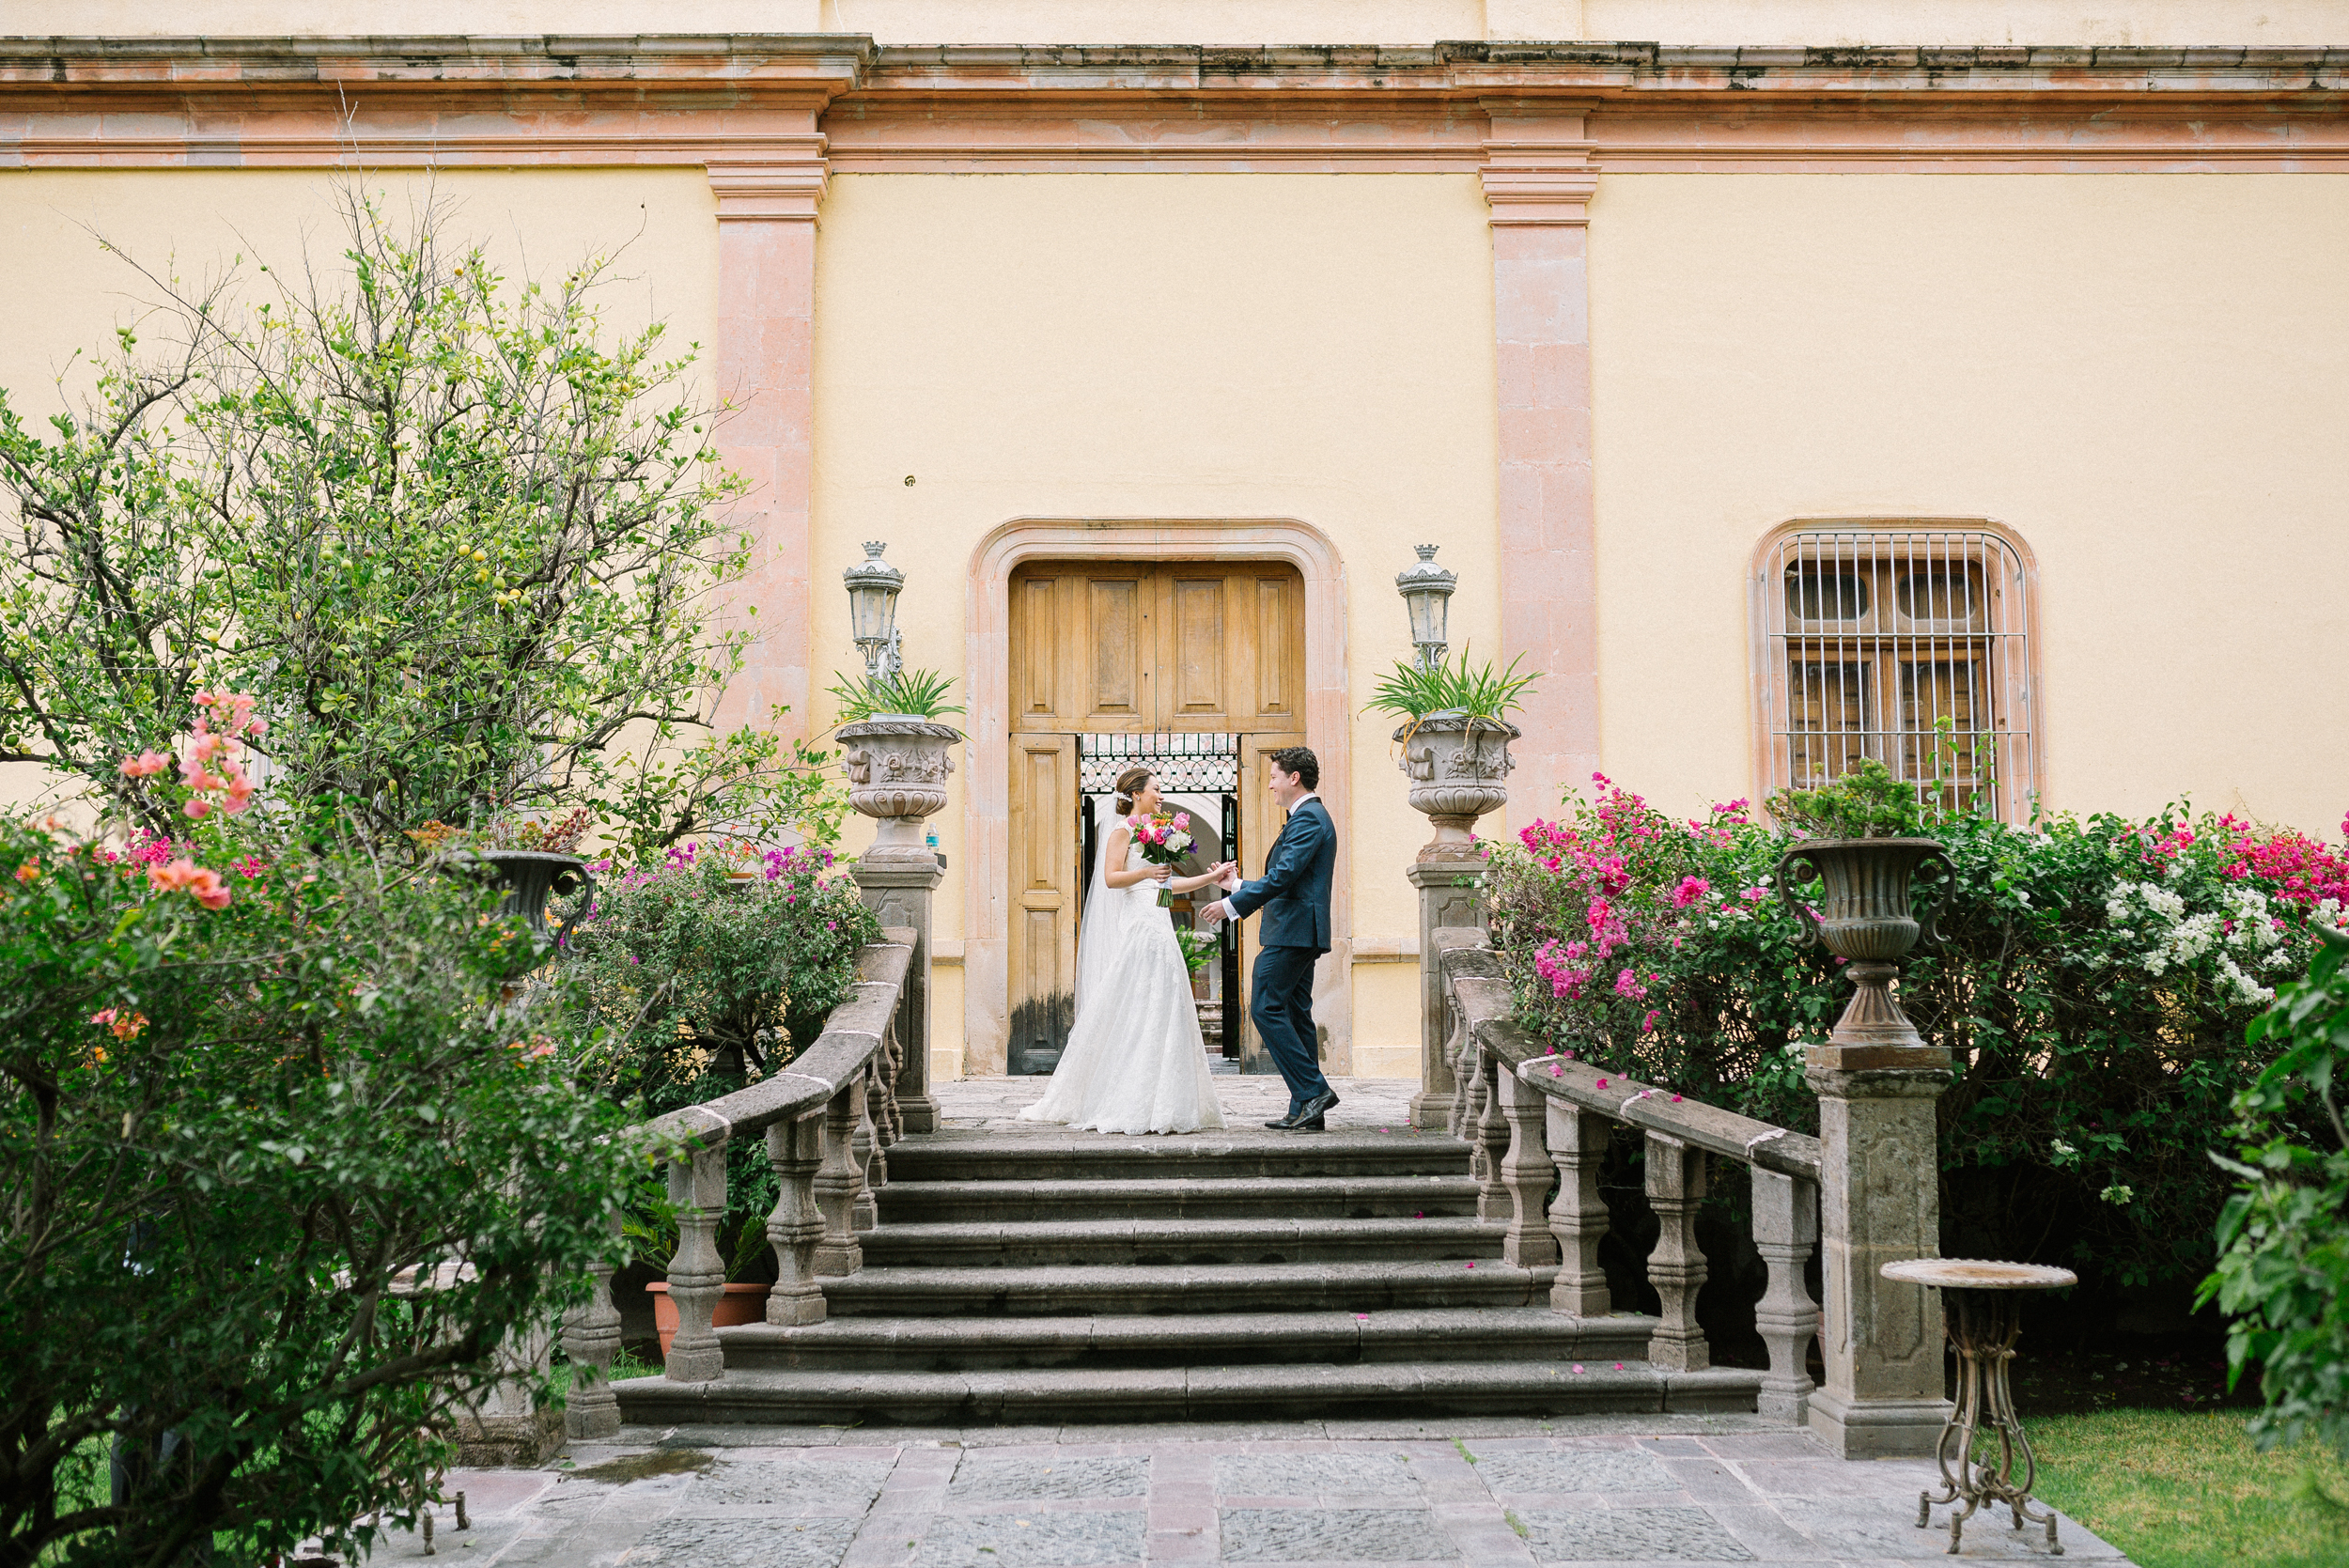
962 519 1353 1079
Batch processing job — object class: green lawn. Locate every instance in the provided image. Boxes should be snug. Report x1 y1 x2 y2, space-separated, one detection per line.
2030 1408 2348 1568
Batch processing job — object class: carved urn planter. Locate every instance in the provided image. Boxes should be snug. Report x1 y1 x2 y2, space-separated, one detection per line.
1395 711 1519 862
836 718 963 866
1776 837 1953 1055
472 849 595 942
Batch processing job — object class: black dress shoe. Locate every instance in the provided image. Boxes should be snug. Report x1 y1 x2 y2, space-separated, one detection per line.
1264 1114 1299 1129
1297 1090 1341 1123
1283 1114 1327 1133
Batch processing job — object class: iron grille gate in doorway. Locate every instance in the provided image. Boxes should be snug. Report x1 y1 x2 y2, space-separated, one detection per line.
1076 732 1243 1063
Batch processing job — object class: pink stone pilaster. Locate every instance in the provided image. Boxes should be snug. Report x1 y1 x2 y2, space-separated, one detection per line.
1482 102 1600 822
710 116 831 742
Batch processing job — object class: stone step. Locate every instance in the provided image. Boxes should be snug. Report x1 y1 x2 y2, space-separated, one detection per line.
612 1359 1765 1428
879 1131 1470 1185
818 1259 1558 1317
876 1174 1485 1223
720 1307 1657 1372
859 1216 1504 1268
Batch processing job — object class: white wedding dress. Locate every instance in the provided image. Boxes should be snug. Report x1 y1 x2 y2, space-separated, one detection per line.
1018 808 1228 1135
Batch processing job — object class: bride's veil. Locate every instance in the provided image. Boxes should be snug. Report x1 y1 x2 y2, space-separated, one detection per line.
1075 792 1127 1005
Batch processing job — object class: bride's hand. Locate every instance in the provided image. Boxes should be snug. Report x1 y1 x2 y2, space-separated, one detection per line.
1147 862 1172 882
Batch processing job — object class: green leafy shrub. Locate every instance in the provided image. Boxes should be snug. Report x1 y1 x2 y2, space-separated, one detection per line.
0 802 635 1567
559 841 881 1284
559 842 880 1101
1766 756 1932 839
2201 924 2349 1455
0 187 847 862
1487 773 2349 1291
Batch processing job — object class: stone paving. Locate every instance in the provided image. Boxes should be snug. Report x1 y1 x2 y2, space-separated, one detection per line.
371 1076 2130 1564
377 1421 2130 1566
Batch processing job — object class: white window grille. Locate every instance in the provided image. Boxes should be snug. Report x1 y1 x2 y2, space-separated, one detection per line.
1753 525 2037 820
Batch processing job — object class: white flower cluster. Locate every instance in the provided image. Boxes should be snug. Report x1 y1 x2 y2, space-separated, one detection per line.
2103 879 2284 1005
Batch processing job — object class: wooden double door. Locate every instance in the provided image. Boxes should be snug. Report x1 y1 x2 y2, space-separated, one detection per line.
1007 560 1308 1075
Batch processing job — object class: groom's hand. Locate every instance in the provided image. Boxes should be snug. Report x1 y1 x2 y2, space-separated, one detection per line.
1217 863 1241 892
1198 900 1228 929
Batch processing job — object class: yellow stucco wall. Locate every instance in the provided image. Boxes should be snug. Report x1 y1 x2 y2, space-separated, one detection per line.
19 1 2343 44
1586 172 2349 837
807 172 1502 1079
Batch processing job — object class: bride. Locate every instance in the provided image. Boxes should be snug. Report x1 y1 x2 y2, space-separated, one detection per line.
1019 765 1235 1134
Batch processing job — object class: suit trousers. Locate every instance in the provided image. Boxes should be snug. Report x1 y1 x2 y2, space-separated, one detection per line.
1250 943 1330 1112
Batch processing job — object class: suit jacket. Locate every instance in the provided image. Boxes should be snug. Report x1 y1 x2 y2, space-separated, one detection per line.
1229 797 1335 953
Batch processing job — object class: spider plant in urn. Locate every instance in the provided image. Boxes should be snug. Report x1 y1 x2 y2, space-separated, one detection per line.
1768 758 1955 1059
1364 648 1541 856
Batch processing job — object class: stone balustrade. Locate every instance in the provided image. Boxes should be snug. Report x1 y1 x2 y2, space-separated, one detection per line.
1433 928 1827 1426
560 929 917 1438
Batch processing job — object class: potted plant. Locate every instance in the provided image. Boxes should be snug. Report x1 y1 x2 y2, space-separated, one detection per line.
829 668 966 866
1364 649 1540 857
411 807 597 940
1768 758 1954 1051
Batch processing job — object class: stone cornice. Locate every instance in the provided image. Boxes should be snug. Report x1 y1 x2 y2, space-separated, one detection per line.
2 35 2345 100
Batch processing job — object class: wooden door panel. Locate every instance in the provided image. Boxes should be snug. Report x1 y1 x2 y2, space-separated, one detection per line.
1253 573 1297 722
1016 575 1060 721
1006 735 1077 1075
1169 574 1227 720
1084 576 1145 724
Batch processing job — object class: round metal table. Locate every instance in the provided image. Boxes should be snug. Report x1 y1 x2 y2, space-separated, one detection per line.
1882 1257 2078 1556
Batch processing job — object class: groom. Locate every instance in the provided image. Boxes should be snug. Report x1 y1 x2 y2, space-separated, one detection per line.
1199 747 1339 1131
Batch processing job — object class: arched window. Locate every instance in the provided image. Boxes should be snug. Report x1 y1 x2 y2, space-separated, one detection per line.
1752 523 2039 820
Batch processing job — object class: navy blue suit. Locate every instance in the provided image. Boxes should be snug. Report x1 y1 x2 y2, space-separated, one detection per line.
1227 796 1336 1111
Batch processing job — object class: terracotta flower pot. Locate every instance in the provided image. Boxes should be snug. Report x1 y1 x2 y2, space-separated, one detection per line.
646 1281 771 1357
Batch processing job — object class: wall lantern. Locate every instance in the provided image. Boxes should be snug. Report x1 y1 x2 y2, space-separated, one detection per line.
1394 544 1456 670
843 539 906 684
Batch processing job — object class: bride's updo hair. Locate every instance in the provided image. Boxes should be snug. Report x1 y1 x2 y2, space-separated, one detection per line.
1112 766 1154 816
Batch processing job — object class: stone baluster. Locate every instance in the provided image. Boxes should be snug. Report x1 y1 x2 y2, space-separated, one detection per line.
1546 1101 1613 1316
1474 1048 1511 1221
1496 1069 1561 1266
814 1079 866 1275
662 1144 729 1383
862 1058 894 1196
850 1065 881 1233
1643 1132 1710 1372
1752 1167 1822 1422
765 1106 829 1327
560 1219 623 1439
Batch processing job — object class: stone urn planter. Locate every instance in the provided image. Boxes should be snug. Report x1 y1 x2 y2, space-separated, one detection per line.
1394 711 1520 862
1775 837 1954 1053
836 717 963 867
471 849 595 942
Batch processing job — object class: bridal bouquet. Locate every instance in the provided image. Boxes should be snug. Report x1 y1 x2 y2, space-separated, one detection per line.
1128 810 1194 907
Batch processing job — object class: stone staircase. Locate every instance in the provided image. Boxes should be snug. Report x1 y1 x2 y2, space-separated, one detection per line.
615 1125 1765 1427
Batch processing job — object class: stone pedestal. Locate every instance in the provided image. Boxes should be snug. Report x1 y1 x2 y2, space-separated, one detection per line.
1804 1043 1955 1458
1407 856 1488 1129
850 847 943 1133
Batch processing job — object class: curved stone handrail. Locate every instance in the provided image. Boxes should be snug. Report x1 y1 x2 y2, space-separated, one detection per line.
645 936 915 1150
562 927 920 1437
1432 925 1824 1423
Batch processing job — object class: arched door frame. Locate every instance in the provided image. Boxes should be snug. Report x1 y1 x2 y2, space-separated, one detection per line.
963 518 1353 1078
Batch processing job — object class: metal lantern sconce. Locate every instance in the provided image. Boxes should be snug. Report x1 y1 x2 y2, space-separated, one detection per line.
843 540 906 685
1395 544 1456 670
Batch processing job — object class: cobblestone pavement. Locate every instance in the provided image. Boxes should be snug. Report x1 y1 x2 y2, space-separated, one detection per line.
378 1421 2130 1566
927 1075 1421 1133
